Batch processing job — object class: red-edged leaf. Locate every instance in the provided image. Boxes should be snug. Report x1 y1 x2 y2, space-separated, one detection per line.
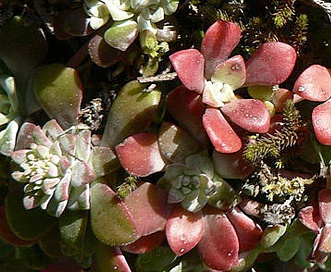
245 42 297 86
169 49 205 93
198 208 239 270
221 99 270 133
166 205 204 256
116 133 167 177
319 189 331 224
121 231 165 254
312 100 331 145
0 206 36 246
203 108 242 153
227 207 263 252
124 182 172 236
211 55 246 90
293 65 331 102
167 86 208 148
298 206 322 233
318 224 331 253
201 20 241 79
212 149 255 179
88 34 122 68
93 245 132 272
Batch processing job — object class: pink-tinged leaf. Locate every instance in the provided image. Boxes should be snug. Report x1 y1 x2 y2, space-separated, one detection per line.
15 122 51 150
293 65 331 102
201 20 241 79
90 182 139 246
169 49 205 93
221 99 270 133
166 205 204 256
124 182 172 236
312 100 331 145
88 34 122 68
42 119 65 141
71 160 96 187
227 207 263 252
245 42 297 86
11 149 29 165
298 206 322 233
203 108 242 153
213 150 255 179
116 132 167 177
318 224 331 253
158 122 200 163
167 86 208 148
319 189 331 224
198 208 239 270
121 231 165 254
93 244 132 272
211 55 246 90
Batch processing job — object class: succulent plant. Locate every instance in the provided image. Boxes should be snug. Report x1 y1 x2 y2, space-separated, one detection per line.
0 74 20 156
10 119 115 217
84 0 179 54
169 20 297 153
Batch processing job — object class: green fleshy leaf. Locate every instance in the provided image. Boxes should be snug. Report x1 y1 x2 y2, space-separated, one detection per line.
5 189 57 241
89 147 118 177
184 151 214 178
104 20 138 51
101 80 161 148
59 210 88 250
90 182 139 246
135 246 177 272
0 119 19 156
276 236 301 262
31 64 83 130
261 225 287 249
158 122 200 163
207 177 237 210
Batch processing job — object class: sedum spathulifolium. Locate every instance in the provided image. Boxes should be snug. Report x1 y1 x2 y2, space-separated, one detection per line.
11 119 115 217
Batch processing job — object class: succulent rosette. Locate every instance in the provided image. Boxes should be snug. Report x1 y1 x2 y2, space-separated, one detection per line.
10 119 115 217
84 0 179 51
168 20 297 153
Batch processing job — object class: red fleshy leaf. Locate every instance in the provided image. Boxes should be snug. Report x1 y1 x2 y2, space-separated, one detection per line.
169 49 205 93
319 189 331 224
116 133 167 177
298 206 322 233
197 208 239 270
318 224 331 253
227 207 263 252
245 42 296 86
42 259 82 272
312 100 331 145
201 20 241 79
124 182 172 236
293 65 331 102
121 231 165 254
203 108 242 153
166 205 204 256
167 86 208 148
221 99 270 133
